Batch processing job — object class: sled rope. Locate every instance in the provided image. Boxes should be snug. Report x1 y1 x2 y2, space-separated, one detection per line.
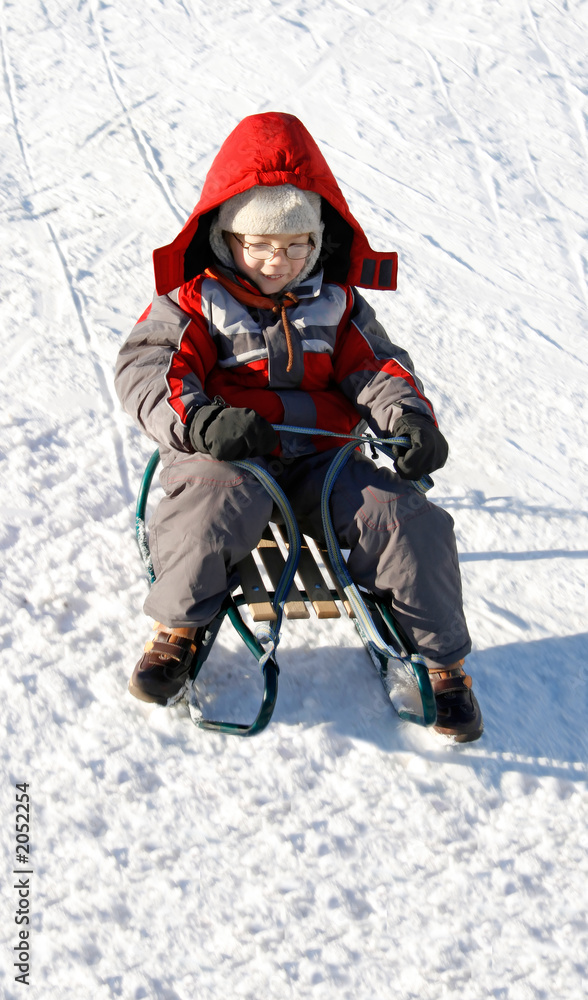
272 424 433 495
240 428 432 701
239 428 431 661
309 434 434 724
319 440 428 655
137 431 431 655
269 428 433 723
232 459 302 665
136 427 434 686
135 430 436 727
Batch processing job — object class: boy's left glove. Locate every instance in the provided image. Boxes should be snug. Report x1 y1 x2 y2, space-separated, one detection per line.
189 403 279 461
390 413 448 480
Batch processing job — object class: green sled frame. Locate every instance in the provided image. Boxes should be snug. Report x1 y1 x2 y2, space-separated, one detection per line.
135 450 437 737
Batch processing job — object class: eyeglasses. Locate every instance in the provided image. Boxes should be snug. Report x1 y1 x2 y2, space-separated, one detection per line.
231 234 315 261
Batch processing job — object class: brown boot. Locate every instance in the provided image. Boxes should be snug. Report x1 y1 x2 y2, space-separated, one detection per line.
428 659 483 743
129 623 204 706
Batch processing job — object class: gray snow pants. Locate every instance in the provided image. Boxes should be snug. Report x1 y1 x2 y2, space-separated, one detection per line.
144 448 471 666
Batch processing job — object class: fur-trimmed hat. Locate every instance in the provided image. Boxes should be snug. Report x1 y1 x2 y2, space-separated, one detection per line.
209 184 324 283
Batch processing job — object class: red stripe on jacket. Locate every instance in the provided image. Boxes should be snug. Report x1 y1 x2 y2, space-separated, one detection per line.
334 319 436 422
166 279 218 424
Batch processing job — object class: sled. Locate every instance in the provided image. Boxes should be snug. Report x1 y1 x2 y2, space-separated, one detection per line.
135 449 437 737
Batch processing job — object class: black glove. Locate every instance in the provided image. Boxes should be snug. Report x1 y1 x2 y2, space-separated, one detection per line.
189 404 279 461
390 413 448 480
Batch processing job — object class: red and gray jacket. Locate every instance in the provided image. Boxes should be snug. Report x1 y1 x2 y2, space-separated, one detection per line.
115 113 436 459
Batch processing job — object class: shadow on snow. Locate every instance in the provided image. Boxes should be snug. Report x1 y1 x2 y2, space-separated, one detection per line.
191 627 588 779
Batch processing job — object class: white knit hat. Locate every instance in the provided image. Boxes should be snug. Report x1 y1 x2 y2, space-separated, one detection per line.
209 184 324 283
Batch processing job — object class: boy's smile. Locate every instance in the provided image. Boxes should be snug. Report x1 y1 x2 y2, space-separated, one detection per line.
226 232 312 295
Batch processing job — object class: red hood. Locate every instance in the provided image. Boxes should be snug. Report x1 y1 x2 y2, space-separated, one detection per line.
153 112 398 295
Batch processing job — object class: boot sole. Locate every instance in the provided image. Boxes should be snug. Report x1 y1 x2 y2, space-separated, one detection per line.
434 721 484 743
128 679 188 707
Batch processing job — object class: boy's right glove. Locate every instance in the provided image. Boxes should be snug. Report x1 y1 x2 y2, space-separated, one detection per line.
390 413 449 480
189 403 279 461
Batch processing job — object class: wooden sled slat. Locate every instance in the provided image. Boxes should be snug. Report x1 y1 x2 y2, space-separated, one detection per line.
273 525 340 619
317 544 355 618
256 527 309 619
236 525 356 622
237 552 277 622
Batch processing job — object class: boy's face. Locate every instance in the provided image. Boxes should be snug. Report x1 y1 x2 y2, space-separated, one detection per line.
226 233 312 295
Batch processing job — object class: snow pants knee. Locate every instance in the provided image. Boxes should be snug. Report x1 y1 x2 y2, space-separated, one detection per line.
144 449 471 665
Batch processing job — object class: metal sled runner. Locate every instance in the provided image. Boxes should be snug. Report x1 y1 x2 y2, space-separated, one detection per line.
135 440 437 737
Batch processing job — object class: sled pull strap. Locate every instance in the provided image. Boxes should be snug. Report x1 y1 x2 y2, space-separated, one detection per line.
319 440 437 728
273 425 434 496
233 459 302 664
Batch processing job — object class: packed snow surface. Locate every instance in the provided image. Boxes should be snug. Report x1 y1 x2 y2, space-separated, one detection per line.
1 0 587 997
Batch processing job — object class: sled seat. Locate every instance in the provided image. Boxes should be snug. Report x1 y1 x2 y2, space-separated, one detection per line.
237 523 354 622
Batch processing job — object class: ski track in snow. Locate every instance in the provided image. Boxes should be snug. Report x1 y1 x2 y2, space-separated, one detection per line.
0 0 132 503
87 0 188 227
1 1 587 998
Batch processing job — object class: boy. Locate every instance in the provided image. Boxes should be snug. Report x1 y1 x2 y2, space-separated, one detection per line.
115 112 483 742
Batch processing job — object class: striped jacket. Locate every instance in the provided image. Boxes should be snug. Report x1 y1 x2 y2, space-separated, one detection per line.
115 265 435 460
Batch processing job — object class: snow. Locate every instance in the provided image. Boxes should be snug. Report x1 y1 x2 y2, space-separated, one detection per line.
1 0 587 997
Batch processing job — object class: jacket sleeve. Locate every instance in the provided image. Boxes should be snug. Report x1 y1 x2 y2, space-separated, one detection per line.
332 288 437 435
114 290 217 451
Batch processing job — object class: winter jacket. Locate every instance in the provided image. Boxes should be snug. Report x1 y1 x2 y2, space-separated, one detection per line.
115 113 436 459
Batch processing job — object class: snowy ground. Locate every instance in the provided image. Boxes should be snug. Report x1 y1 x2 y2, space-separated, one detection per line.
1 0 587 997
